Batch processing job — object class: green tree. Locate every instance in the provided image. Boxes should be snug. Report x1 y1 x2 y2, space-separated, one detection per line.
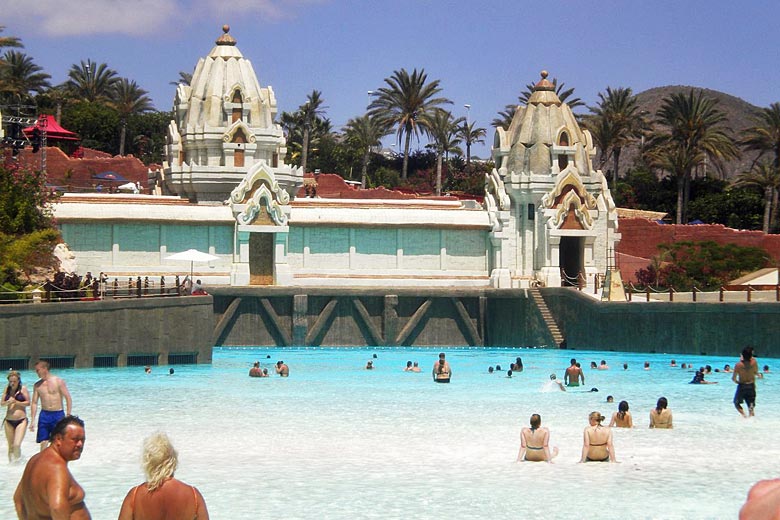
740 102 780 231
65 59 119 103
368 68 451 180
126 110 174 165
584 87 644 189
110 78 154 156
0 26 22 66
457 120 486 165
344 114 391 188
0 51 51 104
170 71 192 87
519 77 584 110
491 105 516 130
62 102 120 153
649 90 739 224
298 90 327 175
424 109 463 195
733 160 780 233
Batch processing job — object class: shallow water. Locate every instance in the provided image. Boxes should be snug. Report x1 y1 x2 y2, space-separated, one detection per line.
2 347 777 520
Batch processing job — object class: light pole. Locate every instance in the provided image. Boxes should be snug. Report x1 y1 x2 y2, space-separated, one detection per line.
367 90 376 109
464 104 471 125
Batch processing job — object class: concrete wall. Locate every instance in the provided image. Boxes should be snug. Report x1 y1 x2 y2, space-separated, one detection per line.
0 296 214 368
543 288 780 358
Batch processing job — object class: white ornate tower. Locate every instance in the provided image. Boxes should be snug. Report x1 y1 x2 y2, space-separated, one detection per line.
486 71 620 289
161 25 302 203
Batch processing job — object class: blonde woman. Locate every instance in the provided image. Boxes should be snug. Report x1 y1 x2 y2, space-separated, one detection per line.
118 432 209 519
649 397 673 429
2 370 30 462
580 411 617 463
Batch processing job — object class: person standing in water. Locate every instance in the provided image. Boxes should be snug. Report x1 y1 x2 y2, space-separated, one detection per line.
432 353 451 383
565 358 584 387
29 360 73 451
2 370 30 462
733 346 759 417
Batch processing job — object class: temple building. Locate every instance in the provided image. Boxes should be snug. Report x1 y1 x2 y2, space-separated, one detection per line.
53 29 618 291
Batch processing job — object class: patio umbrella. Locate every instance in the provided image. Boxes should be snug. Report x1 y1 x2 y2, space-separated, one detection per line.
93 171 129 182
165 249 219 282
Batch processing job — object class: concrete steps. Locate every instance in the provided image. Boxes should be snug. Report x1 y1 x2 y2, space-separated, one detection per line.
530 288 565 347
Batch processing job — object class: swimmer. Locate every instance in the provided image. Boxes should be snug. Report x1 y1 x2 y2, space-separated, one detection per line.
565 358 584 387
549 374 566 392
432 353 451 383
3 370 30 462
644 361 650 370
590 361 598 369
511 357 524 372
690 367 717 384
249 362 262 377
723 364 732 373
598 360 609 370
649 397 673 428
144 366 151 374
404 361 413 372
488 366 494 374
580 411 616 463
670 359 677 367
763 365 770 373
410 362 421 373
261 368 269 377
733 347 758 417
275 361 289 377
609 400 633 428
29 360 72 452
366 360 374 370
606 395 614 403
623 363 628 370
506 369 513 378
517 414 558 463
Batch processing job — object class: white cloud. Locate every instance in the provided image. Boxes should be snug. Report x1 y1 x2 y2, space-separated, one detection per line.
3 0 329 37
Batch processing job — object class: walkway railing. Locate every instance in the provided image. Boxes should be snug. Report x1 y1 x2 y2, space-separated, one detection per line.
0 275 188 305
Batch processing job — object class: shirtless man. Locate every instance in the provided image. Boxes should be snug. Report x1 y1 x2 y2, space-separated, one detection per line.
30 360 73 451
740 478 780 519
733 347 759 417
249 362 263 377
275 361 289 377
564 358 584 387
14 415 90 519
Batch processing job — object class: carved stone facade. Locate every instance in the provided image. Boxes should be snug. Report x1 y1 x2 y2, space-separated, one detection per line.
160 25 302 203
487 71 620 289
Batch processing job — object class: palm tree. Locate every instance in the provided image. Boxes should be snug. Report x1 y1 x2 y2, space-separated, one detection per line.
0 26 22 66
740 103 780 226
169 71 192 87
65 59 119 103
299 90 326 174
110 78 154 156
519 77 584 110
457 120 486 165
368 68 451 180
734 160 780 233
424 109 463 195
584 87 643 189
0 51 51 104
343 114 391 188
651 90 739 224
492 105 516 130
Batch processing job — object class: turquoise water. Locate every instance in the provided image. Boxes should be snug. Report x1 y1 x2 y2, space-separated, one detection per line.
2 347 778 519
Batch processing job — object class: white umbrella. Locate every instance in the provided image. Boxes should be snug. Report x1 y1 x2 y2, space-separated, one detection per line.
165 249 219 283
117 182 138 192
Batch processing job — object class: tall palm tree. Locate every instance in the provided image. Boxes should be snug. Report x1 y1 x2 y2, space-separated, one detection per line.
457 120 486 165
734 160 780 233
344 114 391 188
651 89 739 224
424 109 463 195
299 90 326 174
740 102 780 231
110 78 154 156
368 68 451 180
0 26 22 66
169 71 192 87
492 105 516 130
0 51 51 104
65 59 119 103
519 77 584 110
584 87 643 189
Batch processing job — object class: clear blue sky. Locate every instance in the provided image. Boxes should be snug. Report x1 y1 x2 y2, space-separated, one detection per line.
4 0 779 159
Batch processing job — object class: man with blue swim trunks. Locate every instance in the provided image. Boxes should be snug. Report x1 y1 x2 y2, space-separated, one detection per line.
29 360 73 451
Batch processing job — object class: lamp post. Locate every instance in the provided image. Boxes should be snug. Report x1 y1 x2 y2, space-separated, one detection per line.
464 104 471 125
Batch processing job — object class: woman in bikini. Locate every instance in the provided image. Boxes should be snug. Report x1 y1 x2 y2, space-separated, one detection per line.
580 411 616 463
118 432 209 519
609 400 633 428
2 370 30 462
649 397 673 428
517 414 558 462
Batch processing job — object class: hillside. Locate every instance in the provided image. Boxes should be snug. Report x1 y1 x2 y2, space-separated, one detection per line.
610 85 763 180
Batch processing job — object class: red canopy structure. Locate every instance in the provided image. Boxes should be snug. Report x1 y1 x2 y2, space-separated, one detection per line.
22 114 79 141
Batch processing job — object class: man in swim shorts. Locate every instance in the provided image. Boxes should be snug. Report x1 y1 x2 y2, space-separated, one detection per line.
29 360 73 451
564 358 584 387
733 347 758 417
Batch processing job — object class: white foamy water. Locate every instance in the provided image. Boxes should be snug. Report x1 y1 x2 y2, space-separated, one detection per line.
2 347 777 519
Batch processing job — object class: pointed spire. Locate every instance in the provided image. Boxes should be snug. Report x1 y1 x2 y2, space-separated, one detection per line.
534 70 555 92
215 24 237 46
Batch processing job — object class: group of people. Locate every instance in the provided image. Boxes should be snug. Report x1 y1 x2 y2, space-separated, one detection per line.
5 360 209 518
248 360 288 377
516 411 617 463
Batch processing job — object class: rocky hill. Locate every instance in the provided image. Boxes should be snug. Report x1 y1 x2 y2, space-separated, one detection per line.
610 85 764 180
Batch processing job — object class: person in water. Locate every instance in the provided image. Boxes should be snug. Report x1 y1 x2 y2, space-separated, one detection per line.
517 414 558 463
432 353 451 383
649 397 673 428
565 358 584 387
249 362 263 377
580 411 616 463
30 360 73 451
14 415 90 519
549 373 566 391
733 346 759 417
118 432 209 519
2 370 30 462
609 400 633 428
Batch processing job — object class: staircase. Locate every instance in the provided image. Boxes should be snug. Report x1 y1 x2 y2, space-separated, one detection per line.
530 288 565 347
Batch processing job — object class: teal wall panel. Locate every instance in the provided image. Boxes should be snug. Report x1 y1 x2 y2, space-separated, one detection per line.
115 224 160 252
60 223 112 252
166 225 209 253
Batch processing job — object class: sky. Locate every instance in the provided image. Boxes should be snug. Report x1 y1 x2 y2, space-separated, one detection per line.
3 0 780 159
